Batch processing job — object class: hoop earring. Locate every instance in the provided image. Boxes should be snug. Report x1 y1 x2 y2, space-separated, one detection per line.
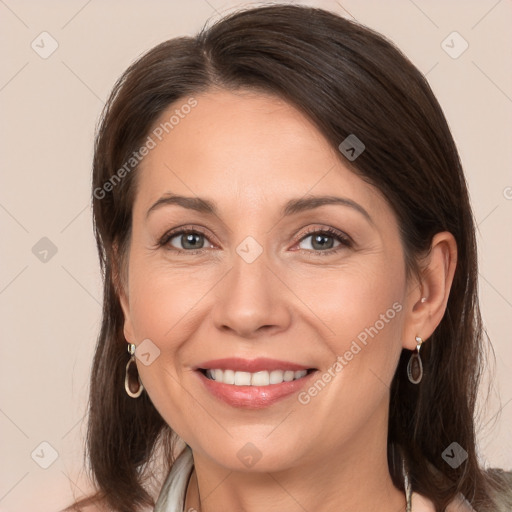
125 343 144 398
407 336 424 384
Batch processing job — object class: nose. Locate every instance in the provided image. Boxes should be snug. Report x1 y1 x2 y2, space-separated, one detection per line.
211 247 292 339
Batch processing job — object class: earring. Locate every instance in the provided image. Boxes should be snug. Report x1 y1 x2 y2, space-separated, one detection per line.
125 343 144 398
407 336 424 384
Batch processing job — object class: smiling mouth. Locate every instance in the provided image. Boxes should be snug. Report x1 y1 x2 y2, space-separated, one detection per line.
198 368 317 386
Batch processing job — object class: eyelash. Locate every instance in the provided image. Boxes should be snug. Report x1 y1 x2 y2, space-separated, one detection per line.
157 225 353 257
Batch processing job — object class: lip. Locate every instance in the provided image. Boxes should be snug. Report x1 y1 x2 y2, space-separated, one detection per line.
195 357 314 373
194 366 319 410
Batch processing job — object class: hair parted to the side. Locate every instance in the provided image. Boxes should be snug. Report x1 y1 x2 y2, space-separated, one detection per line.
64 4 512 512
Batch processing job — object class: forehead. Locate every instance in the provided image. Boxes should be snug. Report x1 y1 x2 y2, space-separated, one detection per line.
133 89 388 220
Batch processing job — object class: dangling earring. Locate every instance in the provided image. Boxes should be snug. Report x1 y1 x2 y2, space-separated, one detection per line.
407 336 424 384
125 343 144 398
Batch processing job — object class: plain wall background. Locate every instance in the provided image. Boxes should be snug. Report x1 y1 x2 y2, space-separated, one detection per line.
0 0 511 510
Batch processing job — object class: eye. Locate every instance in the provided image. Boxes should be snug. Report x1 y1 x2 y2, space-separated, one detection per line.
295 227 352 255
158 227 214 255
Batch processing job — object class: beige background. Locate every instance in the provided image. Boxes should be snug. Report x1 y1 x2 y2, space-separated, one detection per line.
0 0 511 510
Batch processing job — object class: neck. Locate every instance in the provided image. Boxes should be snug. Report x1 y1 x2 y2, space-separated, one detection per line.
185 407 406 512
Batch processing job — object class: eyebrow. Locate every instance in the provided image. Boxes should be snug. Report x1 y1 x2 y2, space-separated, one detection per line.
146 193 373 224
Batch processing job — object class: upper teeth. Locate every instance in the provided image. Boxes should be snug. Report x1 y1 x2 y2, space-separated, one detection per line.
205 369 309 386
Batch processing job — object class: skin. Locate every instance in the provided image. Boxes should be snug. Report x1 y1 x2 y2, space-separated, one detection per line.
119 89 457 512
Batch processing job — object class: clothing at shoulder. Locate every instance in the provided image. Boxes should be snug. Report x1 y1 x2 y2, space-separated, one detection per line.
411 492 474 512
413 485 512 512
445 495 477 512
154 445 194 512
485 468 512 512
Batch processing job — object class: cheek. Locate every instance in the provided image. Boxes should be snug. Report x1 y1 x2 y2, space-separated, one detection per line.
293 257 405 340
284 261 406 450
295 258 406 391
127 253 213 341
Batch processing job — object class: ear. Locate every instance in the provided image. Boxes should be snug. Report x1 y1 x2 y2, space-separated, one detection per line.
401 231 457 350
112 241 136 344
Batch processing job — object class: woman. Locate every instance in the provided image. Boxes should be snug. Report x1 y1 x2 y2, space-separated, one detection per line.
65 4 512 512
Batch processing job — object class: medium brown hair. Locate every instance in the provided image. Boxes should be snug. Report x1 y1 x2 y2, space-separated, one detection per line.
65 5 511 511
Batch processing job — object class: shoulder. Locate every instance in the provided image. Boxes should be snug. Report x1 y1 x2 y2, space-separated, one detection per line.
445 496 475 512
485 468 512 511
411 491 474 512
411 491 436 511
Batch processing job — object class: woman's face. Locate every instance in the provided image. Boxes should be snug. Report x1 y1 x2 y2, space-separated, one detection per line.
120 89 419 471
